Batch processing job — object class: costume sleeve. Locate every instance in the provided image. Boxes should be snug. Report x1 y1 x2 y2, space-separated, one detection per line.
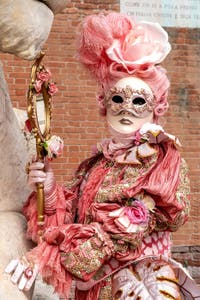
47 222 114 280
154 158 190 232
25 222 115 299
23 184 77 243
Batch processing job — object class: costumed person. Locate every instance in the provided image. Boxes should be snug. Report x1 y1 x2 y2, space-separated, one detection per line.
5 12 200 300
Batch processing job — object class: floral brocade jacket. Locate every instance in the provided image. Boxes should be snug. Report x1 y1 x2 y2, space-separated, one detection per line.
23 129 190 299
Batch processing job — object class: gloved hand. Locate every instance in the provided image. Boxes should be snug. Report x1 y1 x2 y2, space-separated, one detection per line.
5 257 39 291
27 158 57 213
27 158 54 194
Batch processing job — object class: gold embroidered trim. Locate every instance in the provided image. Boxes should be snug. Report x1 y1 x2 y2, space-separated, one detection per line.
95 154 157 203
99 276 113 300
61 236 106 279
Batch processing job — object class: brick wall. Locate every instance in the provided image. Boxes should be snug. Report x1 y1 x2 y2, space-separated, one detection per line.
165 27 200 246
0 0 200 247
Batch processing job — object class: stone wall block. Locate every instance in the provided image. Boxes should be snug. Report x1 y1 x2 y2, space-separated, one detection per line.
172 245 200 285
172 245 189 253
191 246 200 253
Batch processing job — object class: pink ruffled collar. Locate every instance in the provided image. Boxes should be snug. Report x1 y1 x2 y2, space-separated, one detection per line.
94 123 181 164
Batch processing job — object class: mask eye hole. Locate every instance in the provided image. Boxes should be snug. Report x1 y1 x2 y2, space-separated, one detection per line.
132 97 146 105
112 95 124 103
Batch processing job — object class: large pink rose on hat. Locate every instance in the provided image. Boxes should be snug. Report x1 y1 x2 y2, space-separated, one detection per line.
106 21 171 73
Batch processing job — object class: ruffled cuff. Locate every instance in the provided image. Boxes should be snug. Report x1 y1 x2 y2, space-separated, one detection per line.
26 240 72 300
61 223 114 281
25 222 114 298
23 185 75 243
43 222 114 281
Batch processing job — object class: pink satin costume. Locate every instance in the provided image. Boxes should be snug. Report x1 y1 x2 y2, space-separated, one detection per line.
23 129 192 299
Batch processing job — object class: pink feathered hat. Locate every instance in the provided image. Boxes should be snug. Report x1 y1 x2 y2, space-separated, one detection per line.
77 11 171 118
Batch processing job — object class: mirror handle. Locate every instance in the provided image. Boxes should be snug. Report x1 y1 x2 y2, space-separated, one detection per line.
36 136 45 233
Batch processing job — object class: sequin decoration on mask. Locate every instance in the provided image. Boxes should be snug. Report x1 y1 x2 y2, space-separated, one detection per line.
106 85 155 118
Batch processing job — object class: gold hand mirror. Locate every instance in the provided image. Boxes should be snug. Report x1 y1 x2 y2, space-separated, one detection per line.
27 51 52 233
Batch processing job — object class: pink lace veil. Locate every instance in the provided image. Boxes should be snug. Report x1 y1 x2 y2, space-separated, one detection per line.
76 12 171 120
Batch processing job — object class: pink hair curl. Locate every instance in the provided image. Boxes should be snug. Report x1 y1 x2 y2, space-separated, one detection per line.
77 12 171 117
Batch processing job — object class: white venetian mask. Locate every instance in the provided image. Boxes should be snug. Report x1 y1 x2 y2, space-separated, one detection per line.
106 77 155 135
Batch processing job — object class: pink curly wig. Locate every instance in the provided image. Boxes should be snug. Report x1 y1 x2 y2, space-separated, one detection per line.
77 12 171 118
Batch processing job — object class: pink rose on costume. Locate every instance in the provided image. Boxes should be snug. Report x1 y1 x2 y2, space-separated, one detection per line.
125 204 147 224
48 82 58 96
106 21 171 73
34 80 43 93
45 135 64 159
36 68 52 82
109 201 149 233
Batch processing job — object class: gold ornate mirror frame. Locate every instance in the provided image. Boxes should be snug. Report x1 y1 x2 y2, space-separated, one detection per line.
27 51 52 233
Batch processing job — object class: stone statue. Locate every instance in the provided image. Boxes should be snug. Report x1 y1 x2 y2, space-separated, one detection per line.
0 1 68 299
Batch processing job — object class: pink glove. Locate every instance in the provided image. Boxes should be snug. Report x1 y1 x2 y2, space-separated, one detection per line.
5 257 39 291
27 158 57 213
